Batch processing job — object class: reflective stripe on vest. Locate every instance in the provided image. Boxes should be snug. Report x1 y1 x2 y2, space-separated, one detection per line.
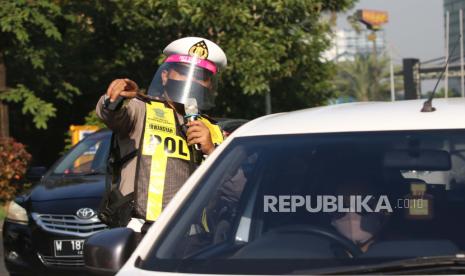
141 101 223 221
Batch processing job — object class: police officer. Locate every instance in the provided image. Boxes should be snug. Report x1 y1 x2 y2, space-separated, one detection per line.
96 37 226 231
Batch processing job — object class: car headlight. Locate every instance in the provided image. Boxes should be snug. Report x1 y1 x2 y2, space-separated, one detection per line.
6 201 28 225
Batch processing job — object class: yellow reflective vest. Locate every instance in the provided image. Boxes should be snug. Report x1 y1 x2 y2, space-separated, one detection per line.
133 100 223 222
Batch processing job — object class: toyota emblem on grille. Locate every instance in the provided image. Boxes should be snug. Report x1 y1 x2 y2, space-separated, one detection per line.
76 208 95 219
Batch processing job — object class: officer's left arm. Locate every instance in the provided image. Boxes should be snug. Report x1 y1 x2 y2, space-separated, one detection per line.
186 121 215 155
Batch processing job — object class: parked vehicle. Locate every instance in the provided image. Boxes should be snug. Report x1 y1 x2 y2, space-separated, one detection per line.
3 130 111 274
216 118 249 137
86 98 465 275
3 117 247 275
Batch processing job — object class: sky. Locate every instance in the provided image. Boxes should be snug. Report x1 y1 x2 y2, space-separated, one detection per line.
337 0 444 64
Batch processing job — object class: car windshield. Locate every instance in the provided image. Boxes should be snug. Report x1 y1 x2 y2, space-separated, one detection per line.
141 130 465 274
53 131 111 175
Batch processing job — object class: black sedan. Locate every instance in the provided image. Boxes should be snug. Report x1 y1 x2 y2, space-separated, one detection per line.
3 130 111 275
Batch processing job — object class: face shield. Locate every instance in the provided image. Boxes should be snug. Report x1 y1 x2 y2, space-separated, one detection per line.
147 55 218 110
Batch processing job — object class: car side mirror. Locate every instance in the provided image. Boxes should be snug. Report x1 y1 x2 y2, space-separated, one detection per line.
84 227 137 275
26 166 47 182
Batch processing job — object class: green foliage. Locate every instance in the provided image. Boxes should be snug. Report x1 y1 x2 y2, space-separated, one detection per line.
1 0 356 163
145 0 356 115
0 84 56 129
2 0 356 128
0 0 80 129
0 138 31 202
346 13 363 34
423 87 460 99
84 110 106 129
332 54 403 101
0 205 5 220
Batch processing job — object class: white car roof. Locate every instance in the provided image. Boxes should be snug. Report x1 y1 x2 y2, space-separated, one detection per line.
233 98 465 137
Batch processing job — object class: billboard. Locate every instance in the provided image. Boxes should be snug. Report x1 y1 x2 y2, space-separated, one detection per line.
356 10 389 30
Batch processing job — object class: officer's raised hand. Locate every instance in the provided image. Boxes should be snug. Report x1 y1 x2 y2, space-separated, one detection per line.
186 121 215 155
106 78 139 102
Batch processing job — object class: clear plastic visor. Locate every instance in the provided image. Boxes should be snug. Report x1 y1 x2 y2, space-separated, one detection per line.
147 56 218 110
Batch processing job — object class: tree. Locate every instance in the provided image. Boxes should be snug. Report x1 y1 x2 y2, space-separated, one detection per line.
0 0 166 165
152 0 357 116
1 0 356 165
333 54 402 101
0 0 76 129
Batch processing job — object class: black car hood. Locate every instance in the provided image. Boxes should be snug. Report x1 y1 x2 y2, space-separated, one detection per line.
30 174 105 201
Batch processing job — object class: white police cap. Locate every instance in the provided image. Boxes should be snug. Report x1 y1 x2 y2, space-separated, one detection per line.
163 37 227 69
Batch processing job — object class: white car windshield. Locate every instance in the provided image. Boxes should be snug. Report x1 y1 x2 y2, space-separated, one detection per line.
140 129 465 274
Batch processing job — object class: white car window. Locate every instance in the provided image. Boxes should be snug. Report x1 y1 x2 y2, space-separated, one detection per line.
139 130 465 274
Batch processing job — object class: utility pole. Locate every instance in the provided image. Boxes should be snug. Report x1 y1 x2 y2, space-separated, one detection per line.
265 91 271 115
460 9 464 97
0 52 9 138
355 9 388 100
445 10 450 98
390 56 395 101
403 58 420 99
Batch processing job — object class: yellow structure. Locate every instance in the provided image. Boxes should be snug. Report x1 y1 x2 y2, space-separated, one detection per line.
70 125 100 146
69 125 100 171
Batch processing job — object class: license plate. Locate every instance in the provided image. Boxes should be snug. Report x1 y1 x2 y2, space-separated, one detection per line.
54 239 85 257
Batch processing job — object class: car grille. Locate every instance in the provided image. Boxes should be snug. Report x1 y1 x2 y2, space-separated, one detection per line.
31 213 107 237
37 253 84 267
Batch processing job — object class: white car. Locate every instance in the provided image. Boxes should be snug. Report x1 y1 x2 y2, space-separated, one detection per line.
85 98 465 275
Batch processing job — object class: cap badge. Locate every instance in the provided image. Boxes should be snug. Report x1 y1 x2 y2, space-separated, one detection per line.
188 40 209 59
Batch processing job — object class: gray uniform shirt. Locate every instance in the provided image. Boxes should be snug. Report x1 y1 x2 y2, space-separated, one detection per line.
96 95 145 195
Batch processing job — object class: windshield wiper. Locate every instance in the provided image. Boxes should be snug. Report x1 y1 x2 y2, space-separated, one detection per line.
296 255 465 275
78 169 106 176
77 171 105 176
61 169 105 177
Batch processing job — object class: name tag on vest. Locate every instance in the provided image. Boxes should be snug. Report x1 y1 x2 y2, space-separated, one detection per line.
142 102 190 161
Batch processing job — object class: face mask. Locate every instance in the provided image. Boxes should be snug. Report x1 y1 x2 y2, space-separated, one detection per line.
331 212 384 245
164 79 210 109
